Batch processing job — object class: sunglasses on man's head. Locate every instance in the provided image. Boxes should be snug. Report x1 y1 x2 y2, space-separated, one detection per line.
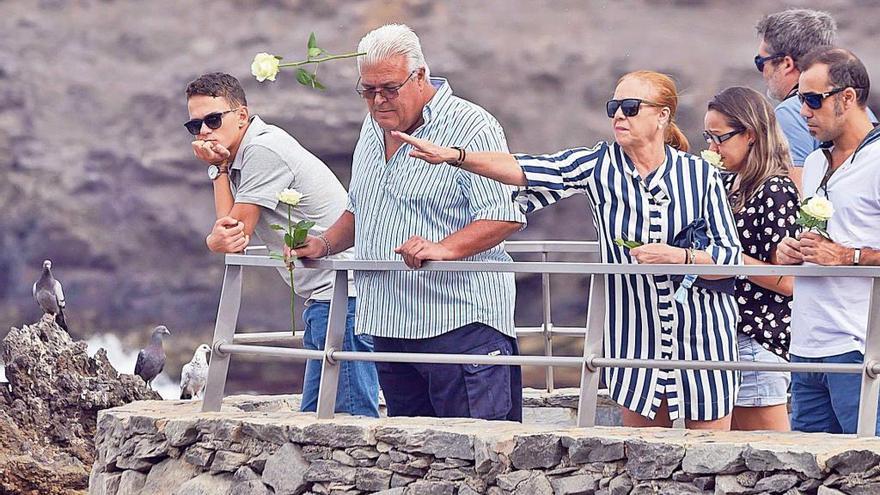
797 87 858 110
702 128 745 145
184 109 237 135
606 98 663 118
754 53 785 73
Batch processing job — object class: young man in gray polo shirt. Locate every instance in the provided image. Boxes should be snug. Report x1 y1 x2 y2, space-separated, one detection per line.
184 72 379 416
776 48 880 434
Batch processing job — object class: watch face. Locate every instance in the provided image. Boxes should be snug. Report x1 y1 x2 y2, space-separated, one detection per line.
208 165 219 180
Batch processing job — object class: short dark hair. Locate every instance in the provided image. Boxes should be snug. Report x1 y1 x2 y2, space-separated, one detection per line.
185 72 247 107
800 46 870 107
756 9 836 67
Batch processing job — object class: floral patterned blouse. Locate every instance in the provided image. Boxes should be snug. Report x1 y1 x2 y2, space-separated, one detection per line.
725 174 799 359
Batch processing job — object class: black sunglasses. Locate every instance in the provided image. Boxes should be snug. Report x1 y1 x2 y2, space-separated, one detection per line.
702 128 745 145
797 87 860 110
606 98 663 118
754 53 785 73
356 70 418 100
184 109 237 136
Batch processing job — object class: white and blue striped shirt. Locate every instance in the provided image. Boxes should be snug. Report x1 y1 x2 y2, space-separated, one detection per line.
516 142 742 421
347 78 526 340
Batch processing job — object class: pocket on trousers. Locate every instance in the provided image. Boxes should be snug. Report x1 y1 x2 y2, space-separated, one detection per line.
462 340 513 420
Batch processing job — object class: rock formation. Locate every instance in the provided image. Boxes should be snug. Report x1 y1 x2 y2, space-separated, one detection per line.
0 319 159 494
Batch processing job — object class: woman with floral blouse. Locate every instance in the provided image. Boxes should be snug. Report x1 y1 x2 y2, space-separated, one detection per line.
703 86 799 431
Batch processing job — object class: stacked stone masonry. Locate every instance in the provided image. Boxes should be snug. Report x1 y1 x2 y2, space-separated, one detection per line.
90 396 880 495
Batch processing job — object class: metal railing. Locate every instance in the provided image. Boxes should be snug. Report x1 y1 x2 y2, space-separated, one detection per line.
203 242 880 437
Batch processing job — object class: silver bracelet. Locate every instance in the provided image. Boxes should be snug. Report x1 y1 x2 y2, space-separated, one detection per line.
318 234 332 258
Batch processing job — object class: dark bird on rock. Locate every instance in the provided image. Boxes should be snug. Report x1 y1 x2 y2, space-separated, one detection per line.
32 259 68 331
134 325 171 389
180 344 211 400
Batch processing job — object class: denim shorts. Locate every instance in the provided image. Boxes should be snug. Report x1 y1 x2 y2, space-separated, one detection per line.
735 332 790 407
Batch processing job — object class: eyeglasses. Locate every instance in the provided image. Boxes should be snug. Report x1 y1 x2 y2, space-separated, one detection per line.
184 109 237 136
797 87 860 110
754 53 785 73
355 70 418 100
702 128 745 145
605 98 663 118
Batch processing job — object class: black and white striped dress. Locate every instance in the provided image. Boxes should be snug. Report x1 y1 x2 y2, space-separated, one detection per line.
515 141 743 421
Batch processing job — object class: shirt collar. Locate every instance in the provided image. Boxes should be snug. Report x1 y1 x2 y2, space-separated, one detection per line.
231 115 267 171
369 77 452 140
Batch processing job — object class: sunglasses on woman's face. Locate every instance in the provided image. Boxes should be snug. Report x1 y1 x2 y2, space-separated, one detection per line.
702 128 745 145
606 98 662 118
184 109 237 135
797 87 856 110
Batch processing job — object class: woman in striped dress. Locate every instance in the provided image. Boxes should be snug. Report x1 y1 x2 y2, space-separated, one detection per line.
393 71 743 429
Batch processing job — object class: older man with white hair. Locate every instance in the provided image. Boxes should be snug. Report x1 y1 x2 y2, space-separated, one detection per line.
294 24 526 421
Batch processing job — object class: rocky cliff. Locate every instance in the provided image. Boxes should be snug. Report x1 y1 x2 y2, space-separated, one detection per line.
0 318 158 494
2 0 879 336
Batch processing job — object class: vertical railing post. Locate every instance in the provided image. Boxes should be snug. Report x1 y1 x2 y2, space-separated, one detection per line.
542 251 554 393
202 263 244 412
577 274 606 427
315 270 350 419
857 277 880 437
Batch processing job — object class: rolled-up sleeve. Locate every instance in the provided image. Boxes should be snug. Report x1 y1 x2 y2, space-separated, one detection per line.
513 142 607 213
704 167 743 265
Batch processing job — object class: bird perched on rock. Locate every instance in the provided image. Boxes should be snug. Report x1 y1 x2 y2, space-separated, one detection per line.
32 259 68 331
179 344 211 400
134 325 171 389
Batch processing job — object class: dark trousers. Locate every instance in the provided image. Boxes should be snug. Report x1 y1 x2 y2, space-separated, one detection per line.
373 322 522 422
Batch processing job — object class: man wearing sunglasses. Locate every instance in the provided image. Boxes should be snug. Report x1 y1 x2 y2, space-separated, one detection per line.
776 48 880 435
293 24 526 422
755 9 837 192
184 72 379 417
755 10 876 193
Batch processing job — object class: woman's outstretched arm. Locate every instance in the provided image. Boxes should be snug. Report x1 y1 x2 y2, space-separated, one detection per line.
392 130 527 186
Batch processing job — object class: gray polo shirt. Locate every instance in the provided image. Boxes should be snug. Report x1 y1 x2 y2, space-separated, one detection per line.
230 115 355 301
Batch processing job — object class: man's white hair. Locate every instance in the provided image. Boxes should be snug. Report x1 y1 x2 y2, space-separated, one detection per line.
357 24 430 79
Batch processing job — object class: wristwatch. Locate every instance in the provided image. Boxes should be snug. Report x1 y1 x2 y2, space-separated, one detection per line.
207 164 228 181
853 248 862 265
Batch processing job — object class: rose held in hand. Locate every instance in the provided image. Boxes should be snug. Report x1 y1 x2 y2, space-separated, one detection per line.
801 197 834 221
700 150 725 169
277 188 303 206
251 53 281 82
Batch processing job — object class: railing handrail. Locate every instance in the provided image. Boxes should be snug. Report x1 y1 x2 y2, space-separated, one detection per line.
225 254 880 277
244 240 601 255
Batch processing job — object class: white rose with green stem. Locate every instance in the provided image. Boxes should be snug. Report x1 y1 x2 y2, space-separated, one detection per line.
271 188 314 334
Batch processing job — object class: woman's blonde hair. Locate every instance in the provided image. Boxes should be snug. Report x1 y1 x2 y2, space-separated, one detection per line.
707 87 792 212
618 71 689 152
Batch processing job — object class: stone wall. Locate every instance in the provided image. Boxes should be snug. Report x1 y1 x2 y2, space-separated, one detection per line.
91 396 880 495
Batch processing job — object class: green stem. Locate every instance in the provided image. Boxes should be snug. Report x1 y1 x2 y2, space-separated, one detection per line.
278 51 366 68
288 204 295 334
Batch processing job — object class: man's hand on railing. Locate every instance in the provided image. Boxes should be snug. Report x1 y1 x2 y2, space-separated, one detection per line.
283 235 326 268
394 235 455 269
776 236 804 265
207 216 250 253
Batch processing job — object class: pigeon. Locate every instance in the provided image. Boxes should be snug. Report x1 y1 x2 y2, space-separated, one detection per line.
134 325 171 389
179 344 211 400
32 259 68 331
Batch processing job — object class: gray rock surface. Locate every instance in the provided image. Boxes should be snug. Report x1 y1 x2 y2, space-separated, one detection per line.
0 319 158 494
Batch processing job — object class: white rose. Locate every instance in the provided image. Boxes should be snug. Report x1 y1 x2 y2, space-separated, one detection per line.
700 150 725 169
277 188 303 206
251 53 281 82
801 197 834 221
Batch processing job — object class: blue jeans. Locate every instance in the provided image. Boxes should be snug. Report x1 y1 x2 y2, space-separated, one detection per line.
301 297 379 417
791 350 880 435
